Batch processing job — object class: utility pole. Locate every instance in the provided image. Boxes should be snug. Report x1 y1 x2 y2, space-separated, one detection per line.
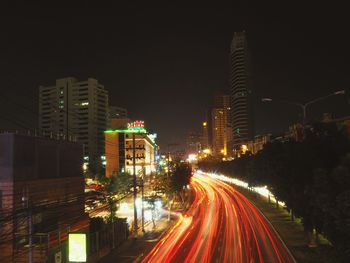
166 143 178 221
167 151 171 221
28 206 33 263
23 187 33 263
66 82 69 141
141 172 145 233
132 133 138 238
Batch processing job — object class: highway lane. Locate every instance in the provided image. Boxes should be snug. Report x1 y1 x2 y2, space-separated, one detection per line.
142 172 295 263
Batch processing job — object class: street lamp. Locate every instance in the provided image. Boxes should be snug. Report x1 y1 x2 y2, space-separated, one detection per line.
262 90 345 125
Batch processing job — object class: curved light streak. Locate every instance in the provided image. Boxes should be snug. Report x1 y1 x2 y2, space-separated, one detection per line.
142 172 295 263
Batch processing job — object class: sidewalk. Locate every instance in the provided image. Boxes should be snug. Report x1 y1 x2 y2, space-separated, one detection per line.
98 216 175 263
239 188 340 263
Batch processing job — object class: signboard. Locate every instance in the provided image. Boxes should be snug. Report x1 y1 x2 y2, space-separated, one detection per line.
68 233 87 262
127 120 145 128
105 120 147 134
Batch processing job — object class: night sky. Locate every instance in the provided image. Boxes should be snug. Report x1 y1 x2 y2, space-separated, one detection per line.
0 2 349 149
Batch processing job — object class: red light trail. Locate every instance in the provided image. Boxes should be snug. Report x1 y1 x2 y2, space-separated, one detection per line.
142 173 295 263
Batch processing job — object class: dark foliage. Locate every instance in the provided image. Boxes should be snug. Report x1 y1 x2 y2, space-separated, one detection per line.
171 163 193 193
199 122 350 261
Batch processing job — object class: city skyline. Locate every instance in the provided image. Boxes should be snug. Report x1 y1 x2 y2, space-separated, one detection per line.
0 3 349 150
1 3 350 263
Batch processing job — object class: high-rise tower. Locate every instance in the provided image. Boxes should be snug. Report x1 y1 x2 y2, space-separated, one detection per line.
201 121 209 150
211 94 232 157
39 77 108 172
230 31 254 149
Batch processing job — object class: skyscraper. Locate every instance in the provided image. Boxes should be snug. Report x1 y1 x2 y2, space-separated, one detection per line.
201 121 209 150
211 94 232 157
39 77 108 172
230 31 254 150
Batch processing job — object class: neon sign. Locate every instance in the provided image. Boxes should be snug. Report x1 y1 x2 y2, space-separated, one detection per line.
127 120 144 128
105 120 147 134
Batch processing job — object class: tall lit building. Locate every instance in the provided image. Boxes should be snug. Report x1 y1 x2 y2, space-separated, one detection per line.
39 77 108 171
105 120 157 177
186 131 202 154
211 94 232 157
230 31 254 149
201 121 209 150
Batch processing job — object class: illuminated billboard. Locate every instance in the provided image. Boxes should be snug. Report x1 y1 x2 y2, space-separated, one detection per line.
68 233 87 262
105 120 147 134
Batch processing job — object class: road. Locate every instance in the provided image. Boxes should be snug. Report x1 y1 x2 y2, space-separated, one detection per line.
142 172 295 263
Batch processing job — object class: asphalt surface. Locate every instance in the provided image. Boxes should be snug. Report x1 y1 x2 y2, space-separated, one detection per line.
142 172 295 263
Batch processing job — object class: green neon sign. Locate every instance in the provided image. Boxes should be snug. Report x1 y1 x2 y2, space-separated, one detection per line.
104 127 147 134
105 120 148 134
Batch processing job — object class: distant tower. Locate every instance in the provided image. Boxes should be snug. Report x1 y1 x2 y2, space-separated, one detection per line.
201 121 209 150
229 31 254 150
211 94 232 157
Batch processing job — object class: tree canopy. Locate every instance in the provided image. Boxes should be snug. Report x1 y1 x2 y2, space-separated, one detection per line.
199 122 350 261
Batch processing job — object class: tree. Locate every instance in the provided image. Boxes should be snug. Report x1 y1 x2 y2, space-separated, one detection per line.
170 163 192 203
98 173 132 222
199 121 350 255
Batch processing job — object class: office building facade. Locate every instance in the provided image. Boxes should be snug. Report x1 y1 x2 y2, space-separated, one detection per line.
211 94 232 157
201 121 209 150
105 120 157 177
39 77 108 171
186 131 202 154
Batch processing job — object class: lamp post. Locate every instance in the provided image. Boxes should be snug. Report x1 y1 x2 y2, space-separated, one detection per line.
262 90 345 125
